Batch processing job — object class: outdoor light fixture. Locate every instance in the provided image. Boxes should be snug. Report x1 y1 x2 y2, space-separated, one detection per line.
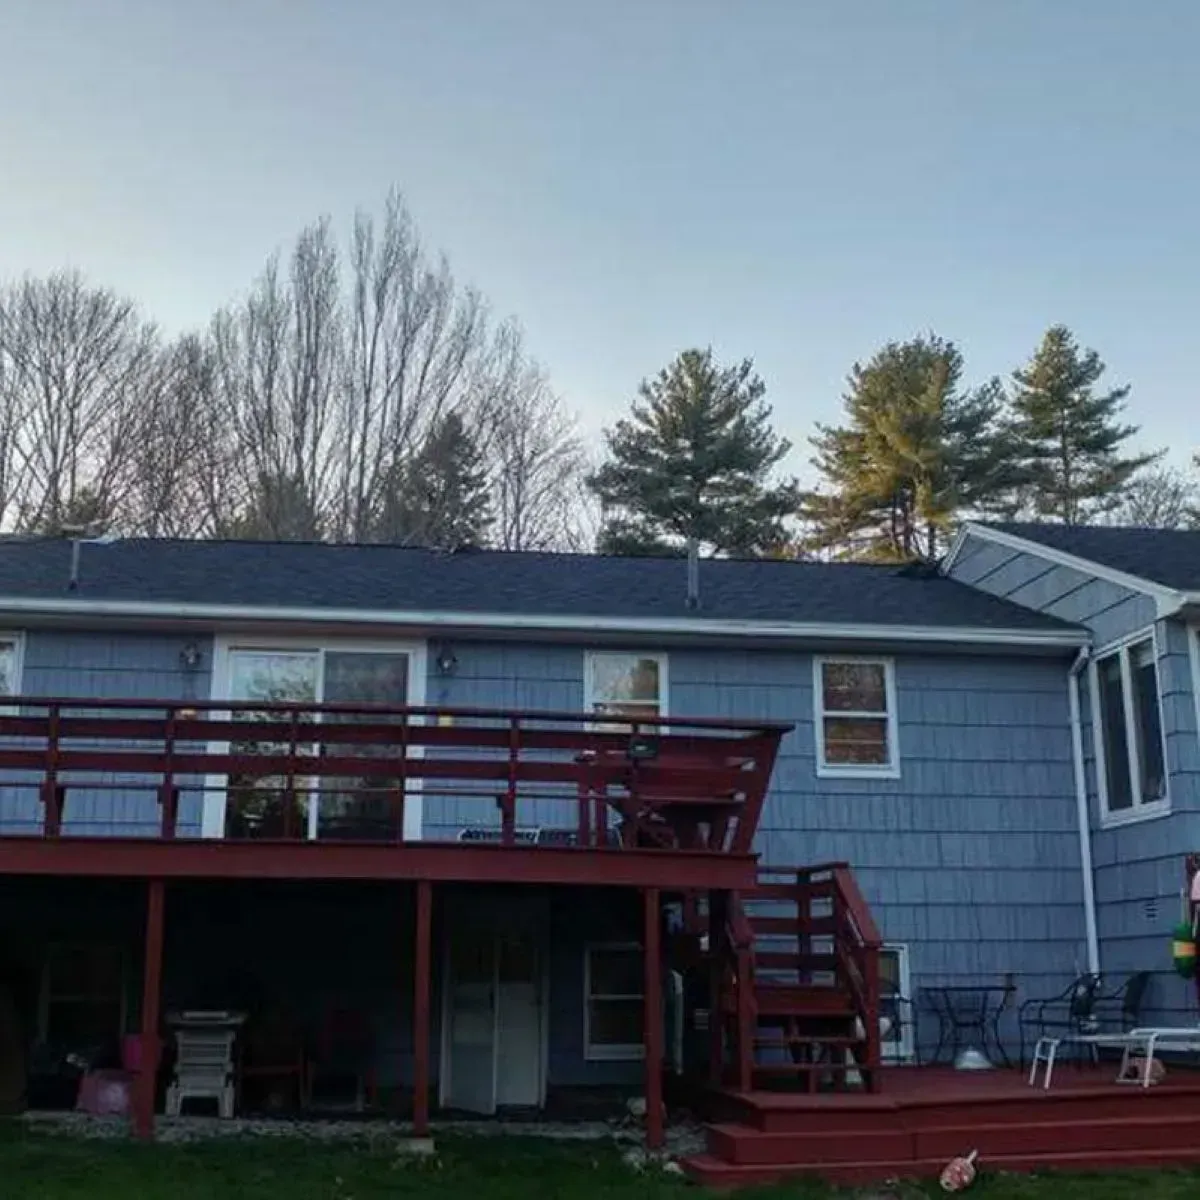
434 644 459 675
179 642 203 671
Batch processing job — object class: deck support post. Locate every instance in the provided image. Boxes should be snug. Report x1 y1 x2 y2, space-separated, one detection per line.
708 889 727 1086
413 878 433 1137
134 878 165 1139
643 885 664 1151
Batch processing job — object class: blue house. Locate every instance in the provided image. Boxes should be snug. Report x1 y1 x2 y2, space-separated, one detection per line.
0 526 1196 1179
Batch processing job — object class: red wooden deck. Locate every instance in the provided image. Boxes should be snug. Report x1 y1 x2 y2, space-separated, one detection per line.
686 1065 1200 1186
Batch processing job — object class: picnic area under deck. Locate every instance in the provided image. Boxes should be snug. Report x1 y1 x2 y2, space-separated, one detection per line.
0 699 790 1151
684 1062 1200 1186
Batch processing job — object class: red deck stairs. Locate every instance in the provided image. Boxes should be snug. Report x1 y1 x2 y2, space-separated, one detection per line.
686 863 1200 1187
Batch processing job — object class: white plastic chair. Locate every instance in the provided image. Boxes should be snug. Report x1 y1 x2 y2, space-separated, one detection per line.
165 1027 238 1118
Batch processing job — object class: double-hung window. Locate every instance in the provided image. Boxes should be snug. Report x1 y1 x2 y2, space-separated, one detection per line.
814 657 899 777
584 943 644 1060
1092 634 1167 822
584 653 666 722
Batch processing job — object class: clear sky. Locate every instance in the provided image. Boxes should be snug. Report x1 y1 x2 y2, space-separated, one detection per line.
1 0 1197 476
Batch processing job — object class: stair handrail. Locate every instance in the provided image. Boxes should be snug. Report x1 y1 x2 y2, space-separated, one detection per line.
830 865 882 1084
725 891 756 1091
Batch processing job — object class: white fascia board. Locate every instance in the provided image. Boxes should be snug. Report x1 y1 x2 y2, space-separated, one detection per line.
0 594 1087 651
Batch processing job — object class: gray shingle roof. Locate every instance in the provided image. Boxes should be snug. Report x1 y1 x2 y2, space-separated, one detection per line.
986 522 1200 592
0 537 1074 632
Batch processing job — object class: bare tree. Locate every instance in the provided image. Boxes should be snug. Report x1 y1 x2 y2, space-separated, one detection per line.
477 322 588 550
334 190 488 541
1107 464 1199 529
0 272 157 532
209 219 342 539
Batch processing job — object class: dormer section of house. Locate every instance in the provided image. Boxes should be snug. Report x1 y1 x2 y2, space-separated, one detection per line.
945 521 1200 1014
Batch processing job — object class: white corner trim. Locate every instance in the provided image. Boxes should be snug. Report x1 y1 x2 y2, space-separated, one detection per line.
0 630 26 701
954 523 1184 608
0 594 1088 651
1067 649 1100 976
813 654 901 779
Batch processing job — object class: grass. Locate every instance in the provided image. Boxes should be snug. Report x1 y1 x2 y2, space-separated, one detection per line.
2 1123 1200 1199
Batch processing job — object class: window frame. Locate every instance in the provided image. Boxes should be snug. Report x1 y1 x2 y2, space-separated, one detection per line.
38 941 127 1045
583 651 669 722
583 941 645 1062
0 631 25 710
879 942 914 1064
203 636 428 840
813 655 900 779
1089 626 1171 828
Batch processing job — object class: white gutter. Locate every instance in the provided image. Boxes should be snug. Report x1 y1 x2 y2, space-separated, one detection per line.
1068 646 1101 976
0 595 1089 650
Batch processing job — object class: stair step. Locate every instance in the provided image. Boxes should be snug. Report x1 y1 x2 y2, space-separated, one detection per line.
753 951 838 972
708 1123 911 1166
683 1145 1200 1189
752 1034 863 1047
915 1113 1200 1159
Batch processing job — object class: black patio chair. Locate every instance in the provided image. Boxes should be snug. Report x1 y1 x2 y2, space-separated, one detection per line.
1017 972 1103 1066
1094 971 1152 1033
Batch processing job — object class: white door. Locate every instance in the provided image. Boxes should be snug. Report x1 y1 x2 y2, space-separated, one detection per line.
494 928 543 1108
444 925 498 1114
441 902 546 1113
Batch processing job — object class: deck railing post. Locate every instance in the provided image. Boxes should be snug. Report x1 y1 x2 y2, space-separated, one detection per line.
134 879 166 1139
413 879 433 1138
643 886 664 1150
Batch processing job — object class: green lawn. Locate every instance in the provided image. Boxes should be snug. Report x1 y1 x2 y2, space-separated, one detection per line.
2 1123 1200 1199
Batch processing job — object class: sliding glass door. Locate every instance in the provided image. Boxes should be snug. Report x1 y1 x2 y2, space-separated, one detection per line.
212 642 421 841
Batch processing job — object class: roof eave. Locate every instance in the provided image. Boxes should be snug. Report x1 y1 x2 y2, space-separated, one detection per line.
0 594 1085 652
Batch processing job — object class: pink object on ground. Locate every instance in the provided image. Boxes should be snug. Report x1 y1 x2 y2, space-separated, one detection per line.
76 1070 133 1116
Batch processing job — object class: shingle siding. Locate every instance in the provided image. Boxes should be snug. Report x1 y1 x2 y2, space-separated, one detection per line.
949 529 1200 1016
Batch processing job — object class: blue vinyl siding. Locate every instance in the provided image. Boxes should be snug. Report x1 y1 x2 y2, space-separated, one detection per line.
950 531 1200 1014
1 631 214 837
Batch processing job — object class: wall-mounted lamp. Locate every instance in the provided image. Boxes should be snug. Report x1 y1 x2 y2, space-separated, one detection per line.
179 642 203 671
434 644 459 676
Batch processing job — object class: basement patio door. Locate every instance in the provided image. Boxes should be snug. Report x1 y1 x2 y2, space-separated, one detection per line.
439 897 548 1115
202 639 426 841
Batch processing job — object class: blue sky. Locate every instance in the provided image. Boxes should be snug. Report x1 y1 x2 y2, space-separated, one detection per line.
2 0 1197 477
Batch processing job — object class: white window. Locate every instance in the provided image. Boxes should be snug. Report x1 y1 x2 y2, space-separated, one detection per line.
584 653 667 721
879 944 914 1064
814 657 899 777
0 633 24 699
584 943 644 1061
1091 632 1168 823
40 943 125 1046
205 638 426 841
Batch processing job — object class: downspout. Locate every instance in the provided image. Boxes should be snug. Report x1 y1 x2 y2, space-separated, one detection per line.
1068 646 1101 975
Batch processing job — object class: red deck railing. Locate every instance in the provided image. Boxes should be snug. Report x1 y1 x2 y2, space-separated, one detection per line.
0 697 788 855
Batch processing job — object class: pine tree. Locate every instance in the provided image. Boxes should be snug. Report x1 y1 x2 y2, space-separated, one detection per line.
801 335 1014 561
1007 325 1158 524
587 348 797 557
374 412 492 548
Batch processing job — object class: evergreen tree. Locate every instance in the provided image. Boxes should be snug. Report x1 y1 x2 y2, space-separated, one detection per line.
1007 325 1157 524
220 472 322 541
801 335 1014 561
374 412 492 548
587 348 797 556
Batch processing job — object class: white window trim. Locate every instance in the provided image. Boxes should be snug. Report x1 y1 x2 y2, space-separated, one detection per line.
202 635 428 840
583 651 669 720
1089 626 1171 829
813 655 900 779
0 631 25 710
880 942 914 1065
583 942 645 1062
